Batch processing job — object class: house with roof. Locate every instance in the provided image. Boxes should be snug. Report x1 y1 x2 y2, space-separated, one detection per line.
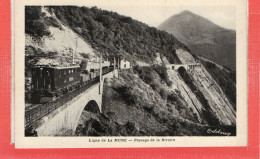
119 58 131 69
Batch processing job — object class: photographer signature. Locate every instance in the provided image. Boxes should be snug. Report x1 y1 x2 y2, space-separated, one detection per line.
207 128 231 136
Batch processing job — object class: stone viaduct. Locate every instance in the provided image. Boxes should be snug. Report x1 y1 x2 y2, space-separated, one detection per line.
26 69 118 136
166 63 201 71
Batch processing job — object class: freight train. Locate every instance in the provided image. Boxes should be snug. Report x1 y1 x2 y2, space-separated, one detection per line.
30 63 113 104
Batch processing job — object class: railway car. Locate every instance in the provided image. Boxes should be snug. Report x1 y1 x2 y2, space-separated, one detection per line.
80 73 90 84
30 62 114 104
31 65 81 103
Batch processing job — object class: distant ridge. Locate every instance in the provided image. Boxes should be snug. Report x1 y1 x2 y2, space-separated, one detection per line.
158 10 236 70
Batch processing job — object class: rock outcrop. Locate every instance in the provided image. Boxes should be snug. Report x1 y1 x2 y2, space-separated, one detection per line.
170 49 236 125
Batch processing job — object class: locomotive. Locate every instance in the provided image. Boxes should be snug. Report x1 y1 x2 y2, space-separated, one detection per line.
30 65 82 103
30 62 113 104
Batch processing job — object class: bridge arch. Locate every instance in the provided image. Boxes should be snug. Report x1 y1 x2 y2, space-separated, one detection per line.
31 69 118 136
84 100 100 114
74 100 101 134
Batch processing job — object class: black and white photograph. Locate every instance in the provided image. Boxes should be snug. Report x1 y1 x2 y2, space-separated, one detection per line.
24 5 237 137
14 0 247 148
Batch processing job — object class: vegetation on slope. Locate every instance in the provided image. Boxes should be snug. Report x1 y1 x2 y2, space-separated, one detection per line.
76 69 236 136
197 57 236 108
24 6 237 136
189 43 236 71
44 6 188 64
99 69 209 136
25 6 62 38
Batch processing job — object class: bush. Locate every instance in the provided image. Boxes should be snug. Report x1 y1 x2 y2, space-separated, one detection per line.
80 53 90 59
153 65 172 86
45 16 63 30
115 86 136 105
159 88 167 100
167 93 177 103
150 82 160 92
25 6 42 20
47 6 187 63
25 6 51 37
133 66 153 84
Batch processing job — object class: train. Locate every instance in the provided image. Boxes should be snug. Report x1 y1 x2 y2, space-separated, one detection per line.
30 63 114 104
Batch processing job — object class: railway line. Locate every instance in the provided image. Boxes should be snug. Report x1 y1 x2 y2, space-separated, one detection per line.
25 67 113 128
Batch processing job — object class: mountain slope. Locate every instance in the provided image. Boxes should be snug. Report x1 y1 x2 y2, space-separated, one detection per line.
158 10 236 70
25 6 236 136
25 6 98 71
28 6 191 65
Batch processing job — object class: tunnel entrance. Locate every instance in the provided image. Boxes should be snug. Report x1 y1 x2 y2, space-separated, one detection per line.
84 100 100 114
177 66 186 74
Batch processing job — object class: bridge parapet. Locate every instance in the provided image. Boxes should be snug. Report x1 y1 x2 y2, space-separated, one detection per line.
25 69 118 136
166 63 201 71
25 77 100 128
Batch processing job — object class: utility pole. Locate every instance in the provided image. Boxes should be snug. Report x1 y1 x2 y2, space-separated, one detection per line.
117 57 120 78
99 52 103 94
99 52 102 83
114 56 116 70
73 37 78 65
118 57 120 70
113 56 116 77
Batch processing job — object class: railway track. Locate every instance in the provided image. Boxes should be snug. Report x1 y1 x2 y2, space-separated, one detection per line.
25 68 113 128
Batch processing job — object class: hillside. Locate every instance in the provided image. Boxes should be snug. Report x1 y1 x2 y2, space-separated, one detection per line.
75 51 236 136
196 56 236 107
25 6 100 77
26 6 191 68
25 6 236 136
158 10 236 70
76 68 236 136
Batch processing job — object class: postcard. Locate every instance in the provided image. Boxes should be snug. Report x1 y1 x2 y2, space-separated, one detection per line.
14 0 248 148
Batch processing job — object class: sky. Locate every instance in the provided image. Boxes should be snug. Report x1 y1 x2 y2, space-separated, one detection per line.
93 5 236 30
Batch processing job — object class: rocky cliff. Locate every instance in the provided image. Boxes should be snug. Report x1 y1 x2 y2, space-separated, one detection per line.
174 49 236 125
79 49 236 135
78 60 236 136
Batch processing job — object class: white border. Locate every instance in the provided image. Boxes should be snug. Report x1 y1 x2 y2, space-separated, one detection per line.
14 0 248 148
11 0 15 144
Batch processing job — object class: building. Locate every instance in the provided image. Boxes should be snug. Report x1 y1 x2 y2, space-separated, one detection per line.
119 58 131 69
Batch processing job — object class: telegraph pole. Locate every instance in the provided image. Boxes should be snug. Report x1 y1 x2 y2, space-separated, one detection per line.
117 56 120 78
114 56 116 70
99 52 102 94
113 56 116 77
99 52 102 83
73 37 78 65
118 57 120 70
